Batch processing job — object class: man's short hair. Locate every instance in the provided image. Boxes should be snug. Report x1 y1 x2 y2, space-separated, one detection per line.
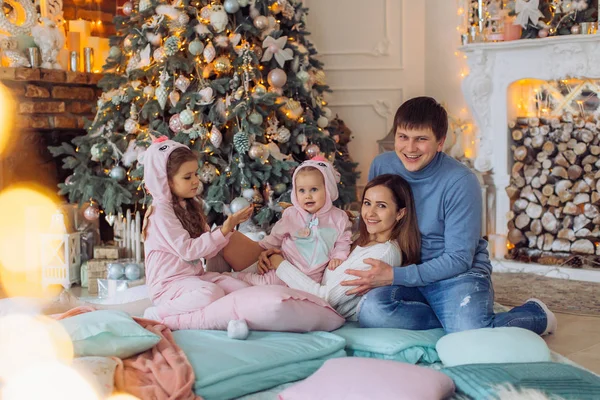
392 97 448 141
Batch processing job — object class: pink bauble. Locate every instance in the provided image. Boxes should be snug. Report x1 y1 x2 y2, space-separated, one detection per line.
306 143 320 159
122 1 133 16
268 68 287 88
84 205 100 221
538 29 549 38
169 114 183 133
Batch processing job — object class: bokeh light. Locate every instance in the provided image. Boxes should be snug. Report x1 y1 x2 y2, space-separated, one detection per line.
107 394 141 400
0 82 16 158
0 184 61 298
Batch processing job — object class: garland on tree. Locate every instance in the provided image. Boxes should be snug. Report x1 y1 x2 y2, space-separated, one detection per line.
50 0 359 225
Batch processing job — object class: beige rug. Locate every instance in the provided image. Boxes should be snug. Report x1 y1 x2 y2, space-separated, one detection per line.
492 272 600 316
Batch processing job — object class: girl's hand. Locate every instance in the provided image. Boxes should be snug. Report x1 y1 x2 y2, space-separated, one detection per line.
221 206 254 235
327 258 343 270
258 248 282 274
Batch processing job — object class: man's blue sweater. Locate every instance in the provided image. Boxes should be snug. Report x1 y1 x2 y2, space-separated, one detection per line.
369 151 492 287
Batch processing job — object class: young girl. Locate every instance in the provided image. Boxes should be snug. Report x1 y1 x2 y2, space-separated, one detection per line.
261 174 421 321
231 157 352 286
142 138 253 319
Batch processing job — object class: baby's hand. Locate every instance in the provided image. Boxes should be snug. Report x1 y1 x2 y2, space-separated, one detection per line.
258 249 281 274
327 258 343 270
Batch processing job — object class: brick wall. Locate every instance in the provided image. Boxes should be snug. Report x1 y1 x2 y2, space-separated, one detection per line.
0 67 102 191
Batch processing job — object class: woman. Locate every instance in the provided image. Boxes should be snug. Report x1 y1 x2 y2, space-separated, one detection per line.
259 174 421 320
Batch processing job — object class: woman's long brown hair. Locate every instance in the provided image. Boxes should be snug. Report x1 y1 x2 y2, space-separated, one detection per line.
354 174 421 266
166 147 207 238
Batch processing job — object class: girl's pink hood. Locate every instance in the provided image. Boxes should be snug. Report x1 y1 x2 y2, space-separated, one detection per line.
143 138 189 205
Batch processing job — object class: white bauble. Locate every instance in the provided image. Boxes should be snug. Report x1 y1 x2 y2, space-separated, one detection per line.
179 109 195 126
143 85 155 98
188 39 204 56
230 197 251 213
124 118 139 134
200 163 218 183
317 116 329 128
242 188 255 200
224 0 240 13
109 46 121 58
322 107 332 119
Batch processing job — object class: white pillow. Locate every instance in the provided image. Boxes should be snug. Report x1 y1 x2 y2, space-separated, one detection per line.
72 356 117 398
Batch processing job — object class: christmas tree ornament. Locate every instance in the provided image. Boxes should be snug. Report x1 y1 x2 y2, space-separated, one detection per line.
248 111 263 125
143 85 155 98
210 5 228 32
210 126 223 147
146 32 162 46
169 90 180 107
109 46 121 58
200 163 218 183
196 181 204 196
313 69 326 85
224 0 240 14
251 189 264 205
230 197 251 213
214 34 229 48
234 87 245 100
156 84 168 109
296 70 309 83
91 143 103 161
105 213 116 226
197 86 215 105
203 41 216 62
139 0 152 12
123 35 134 51
275 126 291 143
169 114 184 133
233 131 251 153
170 12 190 31
213 56 232 74
296 133 307 146
84 203 100 221
229 33 242 47
274 182 287 195
317 116 329 128
110 166 127 181
306 143 320 158
153 47 166 62
252 83 267 97
248 142 267 160
242 188 255 200
179 107 195 126
268 68 287 88
175 75 191 92
188 39 204 55
322 107 332 119
200 4 213 20
164 36 181 56
254 15 269 30
124 263 141 280
108 263 125 279
284 99 303 120
65 174 75 186
238 0 249 6
124 118 139 134
122 1 133 16
261 36 293 67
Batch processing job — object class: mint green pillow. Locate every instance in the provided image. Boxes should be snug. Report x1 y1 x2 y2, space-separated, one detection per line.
442 362 600 399
59 310 160 358
173 330 346 400
436 327 551 367
331 322 444 364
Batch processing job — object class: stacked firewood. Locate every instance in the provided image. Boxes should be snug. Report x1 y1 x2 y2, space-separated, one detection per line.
507 113 600 256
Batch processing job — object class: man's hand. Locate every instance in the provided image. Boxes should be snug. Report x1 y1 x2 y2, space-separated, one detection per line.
327 258 343 270
340 258 394 295
258 248 282 274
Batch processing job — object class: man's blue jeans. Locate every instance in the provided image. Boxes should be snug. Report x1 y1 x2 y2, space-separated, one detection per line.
357 270 548 334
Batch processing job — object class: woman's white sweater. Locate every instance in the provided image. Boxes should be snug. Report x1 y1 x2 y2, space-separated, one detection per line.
275 241 402 321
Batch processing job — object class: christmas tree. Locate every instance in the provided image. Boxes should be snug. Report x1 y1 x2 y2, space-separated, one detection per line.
50 0 358 226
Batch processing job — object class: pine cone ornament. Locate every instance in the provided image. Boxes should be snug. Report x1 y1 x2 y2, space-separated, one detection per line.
233 131 250 153
164 36 181 56
156 84 168 110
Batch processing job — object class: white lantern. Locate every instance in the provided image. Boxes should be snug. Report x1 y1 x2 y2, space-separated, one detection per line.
40 232 82 289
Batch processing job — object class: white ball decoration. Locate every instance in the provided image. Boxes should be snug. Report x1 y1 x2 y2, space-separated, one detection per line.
253 16 268 30
189 39 204 56
109 166 127 181
179 109 195 126
109 46 121 58
317 116 329 128
124 118 139 134
125 264 141 280
230 197 251 213
268 68 287 88
200 163 218 183
322 107 332 119
108 263 125 279
248 111 263 125
143 85 155 98
224 0 240 13
242 188 255 200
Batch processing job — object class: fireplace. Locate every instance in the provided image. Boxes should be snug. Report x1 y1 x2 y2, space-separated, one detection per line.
461 35 600 279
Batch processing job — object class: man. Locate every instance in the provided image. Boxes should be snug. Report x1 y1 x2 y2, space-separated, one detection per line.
343 96 556 335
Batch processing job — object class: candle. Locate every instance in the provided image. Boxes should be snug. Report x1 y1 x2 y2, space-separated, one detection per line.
478 0 484 32
135 211 141 263
126 209 131 258
86 37 110 73
130 223 136 262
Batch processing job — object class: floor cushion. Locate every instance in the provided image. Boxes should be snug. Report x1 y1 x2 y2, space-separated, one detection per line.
442 362 600 399
278 357 455 400
173 329 346 400
436 327 551 366
332 322 444 364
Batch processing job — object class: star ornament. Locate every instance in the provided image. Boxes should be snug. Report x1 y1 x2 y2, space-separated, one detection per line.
261 36 294 68
514 0 544 28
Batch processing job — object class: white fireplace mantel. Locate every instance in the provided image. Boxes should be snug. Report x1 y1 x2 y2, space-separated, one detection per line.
460 35 600 235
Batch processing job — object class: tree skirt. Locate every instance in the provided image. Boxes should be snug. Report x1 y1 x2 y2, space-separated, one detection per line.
492 272 600 316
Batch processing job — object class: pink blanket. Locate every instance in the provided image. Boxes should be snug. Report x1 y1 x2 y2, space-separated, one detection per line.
54 306 201 400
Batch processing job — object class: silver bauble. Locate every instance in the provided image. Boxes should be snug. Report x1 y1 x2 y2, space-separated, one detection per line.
248 111 263 125
248 143 267 160
306 143 321 159
122 1 133 16
124 118 139 134
108 263 125 279
230 197 251 213
153 47 166 62
109 166 127 181
188 39 204 56
267 68 287 88
84 204 100 221
224 0 240 13
296 133 307 145
179 109 195 126
242 188 255 200
253 15 269 30
200 163 218 183
156 84 168 109
139 0 152 12
125 264 141 280
143 85 155 98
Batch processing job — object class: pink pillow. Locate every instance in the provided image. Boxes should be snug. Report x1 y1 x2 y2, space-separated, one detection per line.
278 358 455 400
161 285 345 332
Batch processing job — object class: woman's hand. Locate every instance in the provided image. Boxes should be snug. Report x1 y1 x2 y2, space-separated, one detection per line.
221 206 254 235
340 258 394 295
258 248 282 274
